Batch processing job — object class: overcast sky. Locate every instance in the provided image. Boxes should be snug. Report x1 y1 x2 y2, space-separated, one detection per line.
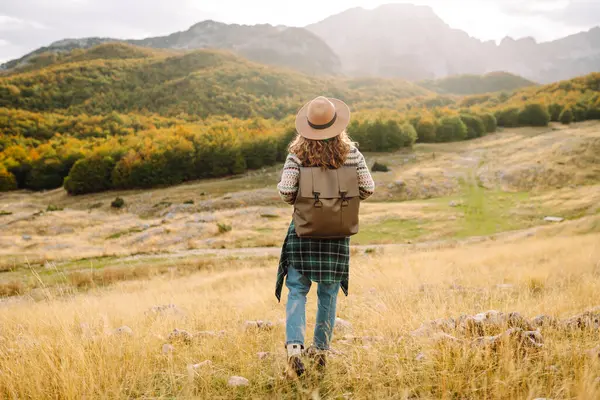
1 0 599 63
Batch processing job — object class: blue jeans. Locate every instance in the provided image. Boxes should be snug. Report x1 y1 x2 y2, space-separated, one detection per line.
285 266 340 350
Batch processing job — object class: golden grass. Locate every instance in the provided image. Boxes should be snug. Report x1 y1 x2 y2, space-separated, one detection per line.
1 232 600 399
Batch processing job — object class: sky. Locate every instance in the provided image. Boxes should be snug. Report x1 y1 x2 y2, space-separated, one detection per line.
1 0 599 63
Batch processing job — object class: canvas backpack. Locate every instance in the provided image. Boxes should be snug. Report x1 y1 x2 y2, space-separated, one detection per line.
293 166 360 239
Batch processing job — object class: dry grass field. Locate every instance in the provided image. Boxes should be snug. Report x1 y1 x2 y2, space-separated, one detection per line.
0 122 599 399
0 230 599 399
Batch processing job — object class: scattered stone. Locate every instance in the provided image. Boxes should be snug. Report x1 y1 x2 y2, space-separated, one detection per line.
114 326 133 336
191 360 212 369
387 183 396 190
531 315 558 328
544 216 564 223
415 352 427 362
563 309 600 330
449 200 461 207
244 320 274 331
168 328 193 344
228 376 250 387
586 346 600 359
223 194 233 200
162 344 175 354
335 318 353 335
257 352 270 360
395 180 405 187
22 234 32 241
432 332 464 345
147 304 185 317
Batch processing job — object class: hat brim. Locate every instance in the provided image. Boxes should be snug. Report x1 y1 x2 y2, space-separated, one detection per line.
295 98 351 140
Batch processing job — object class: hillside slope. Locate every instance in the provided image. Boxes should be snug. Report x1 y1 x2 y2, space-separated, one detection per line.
420 72 537 95
0 21 341 76
0 43 429 119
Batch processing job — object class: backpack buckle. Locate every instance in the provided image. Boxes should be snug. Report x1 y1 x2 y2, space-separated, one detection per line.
341 191 349 207
313 192 323 208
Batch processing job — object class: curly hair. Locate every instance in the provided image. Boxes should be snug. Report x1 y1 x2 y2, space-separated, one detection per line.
288 131 354 169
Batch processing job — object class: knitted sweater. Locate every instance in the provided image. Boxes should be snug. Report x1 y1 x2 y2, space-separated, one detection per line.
277 146 375 204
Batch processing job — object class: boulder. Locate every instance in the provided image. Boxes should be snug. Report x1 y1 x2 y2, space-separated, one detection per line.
114 326 133 336
228 376 250 387
168 328 193 344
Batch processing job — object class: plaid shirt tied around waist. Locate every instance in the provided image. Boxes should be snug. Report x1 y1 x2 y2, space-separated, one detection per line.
275 220 350 302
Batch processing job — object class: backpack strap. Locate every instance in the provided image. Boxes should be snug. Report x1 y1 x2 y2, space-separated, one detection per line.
337 169 349 207
311 168 323 208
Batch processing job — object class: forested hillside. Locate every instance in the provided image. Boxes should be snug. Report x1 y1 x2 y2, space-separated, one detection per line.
420 72 536 95
0 44 598 196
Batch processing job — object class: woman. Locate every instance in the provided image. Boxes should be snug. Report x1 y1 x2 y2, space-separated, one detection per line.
275 96 375 377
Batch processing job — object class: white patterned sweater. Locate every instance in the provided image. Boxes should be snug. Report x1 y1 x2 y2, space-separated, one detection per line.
277 146 375 205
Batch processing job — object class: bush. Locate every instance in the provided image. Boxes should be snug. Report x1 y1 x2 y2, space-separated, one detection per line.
559 108 574 125
479 113 497 133
416 118 437 143
26 158 70 191
46 205 63 212
183 200 194 205
217 222 232 234
518 103 550 126
399 123 418 147
460 114 486 139
548 103 564 122
240 137 278 170
0 168 17 191
495 108 520 127
436 116 468 142
64 156 116 195
111 197 125 209
572 103 588 122
371 162 390 172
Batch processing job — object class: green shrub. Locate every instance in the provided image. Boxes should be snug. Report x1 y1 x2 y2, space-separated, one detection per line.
416 118 437 143
559 108 574 125
572 103 588 122
495 108 520 127
26 158 70 191
240 137 278 170
399 123 418 147
217 222 232 234
46 205 63 212
548 103 564 122
371 162 390 172
183 200 194 205
518 103 550 126
0 168 17 191
64 156 116 195
460 114 486 139
111 197 125 209
436 116 468 142
479 113 497 133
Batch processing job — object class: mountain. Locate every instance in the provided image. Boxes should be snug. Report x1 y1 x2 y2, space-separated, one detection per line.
0 43 429 119
420 72 537 95
0 21 341 76
306 4 600 83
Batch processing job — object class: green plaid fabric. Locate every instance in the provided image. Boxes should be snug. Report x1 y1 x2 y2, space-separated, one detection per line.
275 220 350 302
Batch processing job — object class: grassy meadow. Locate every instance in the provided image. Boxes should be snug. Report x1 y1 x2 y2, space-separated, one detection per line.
0 122 599 398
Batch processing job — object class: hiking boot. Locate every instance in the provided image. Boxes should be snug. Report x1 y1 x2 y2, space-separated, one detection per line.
304 345 327 371
286 344 305 378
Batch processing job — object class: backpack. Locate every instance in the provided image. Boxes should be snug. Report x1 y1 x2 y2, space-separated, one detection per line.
293 166 360 239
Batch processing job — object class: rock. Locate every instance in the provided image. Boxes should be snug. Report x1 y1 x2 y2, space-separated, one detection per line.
244 320 274 331
223 194 233 200
449 201 461 207
190 360 212 369
394 180 405 187
496 283 515 290
22 235 32 241
168 328 193 344
544 216 564 223
257 352 270 360
531 315 558 328
162 344 175 354
114 326 133 336
147 304 185 317
563 310 600 330
228 376 250 387
432 332 463 345
335 318 353 335
387 183 396 190
415 352 427 362
164 212 176 220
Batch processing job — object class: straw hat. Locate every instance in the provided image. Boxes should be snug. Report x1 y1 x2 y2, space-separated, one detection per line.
295 96 351 140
